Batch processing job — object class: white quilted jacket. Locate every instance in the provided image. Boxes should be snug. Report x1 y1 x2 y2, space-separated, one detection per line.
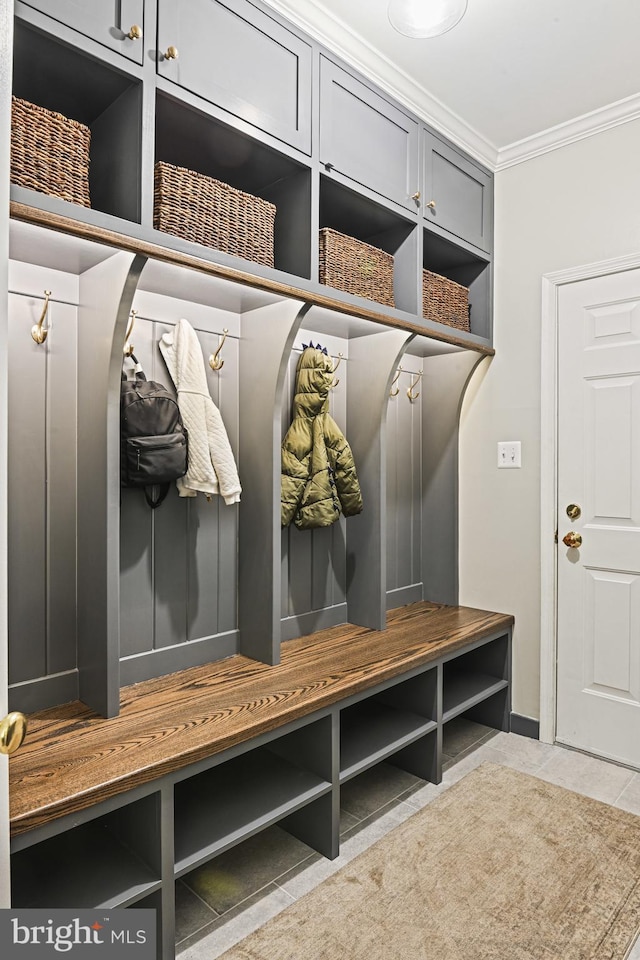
159 318 241 504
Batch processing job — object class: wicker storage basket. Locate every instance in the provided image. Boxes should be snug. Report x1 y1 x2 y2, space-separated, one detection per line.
422 270 470 332
10 96 91 207
319 228 395 307
154 161 276 268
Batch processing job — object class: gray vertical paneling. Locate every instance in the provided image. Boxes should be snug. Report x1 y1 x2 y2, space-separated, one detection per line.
396 372 418 587
120 317 155 659
119 313 240 666
386 387 400 592
186 329 221 643
208 330 239 635
152 323 189 650
325 368 347 608
7 294 47 682
45 301 78 674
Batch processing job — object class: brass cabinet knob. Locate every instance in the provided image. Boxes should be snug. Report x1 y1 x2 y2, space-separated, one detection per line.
426 200 436 209
562 531 582 549
164 45 179 61
126 24 143 40
411 191 421 202
0 711 27 755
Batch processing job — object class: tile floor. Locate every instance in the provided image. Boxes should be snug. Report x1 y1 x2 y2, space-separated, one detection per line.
175 718 640 959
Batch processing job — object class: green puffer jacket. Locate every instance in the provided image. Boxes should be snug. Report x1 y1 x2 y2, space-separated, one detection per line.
281 346 363 529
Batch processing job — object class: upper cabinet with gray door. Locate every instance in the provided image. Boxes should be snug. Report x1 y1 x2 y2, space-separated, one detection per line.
157 0 312 154
20 0 146 64
423 130 493 253
319 57 419 214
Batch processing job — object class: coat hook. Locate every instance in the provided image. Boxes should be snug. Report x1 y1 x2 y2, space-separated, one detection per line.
389 366 402 397
123 309 137 357
209 328 229 371
330 352 343 388
31 290 51 344
407 371 422 402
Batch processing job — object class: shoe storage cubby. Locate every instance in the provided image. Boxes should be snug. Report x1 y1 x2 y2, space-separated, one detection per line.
442 633 511 725
173 717 334 875
10 793 162 909
11 18 143 224
339 669 438 782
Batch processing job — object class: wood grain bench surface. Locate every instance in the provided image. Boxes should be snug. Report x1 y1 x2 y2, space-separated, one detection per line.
9 602 514 837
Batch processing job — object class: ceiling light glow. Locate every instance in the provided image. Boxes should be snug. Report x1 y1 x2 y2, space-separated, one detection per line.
388 0 468 39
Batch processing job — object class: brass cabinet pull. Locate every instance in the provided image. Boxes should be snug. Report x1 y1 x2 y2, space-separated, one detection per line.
562 531 582 549
126 25 143 40
164 45 179 61
0 711 27 755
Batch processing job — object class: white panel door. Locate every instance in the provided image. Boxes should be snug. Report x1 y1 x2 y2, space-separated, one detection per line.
557 269 640 768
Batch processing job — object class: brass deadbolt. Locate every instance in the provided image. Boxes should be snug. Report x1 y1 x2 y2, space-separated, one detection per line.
566 503 581 520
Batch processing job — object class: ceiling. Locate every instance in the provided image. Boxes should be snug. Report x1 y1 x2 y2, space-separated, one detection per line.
264 0 640 169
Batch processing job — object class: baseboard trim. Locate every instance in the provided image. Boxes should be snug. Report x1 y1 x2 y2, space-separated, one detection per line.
510 713 540 740
9 669 79 714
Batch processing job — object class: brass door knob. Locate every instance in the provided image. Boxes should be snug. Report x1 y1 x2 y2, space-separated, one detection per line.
562 531 582 549
0 712 27 755
126 25 143 40
164 45 179 61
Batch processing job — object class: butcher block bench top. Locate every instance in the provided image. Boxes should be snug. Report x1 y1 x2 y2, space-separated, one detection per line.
9 601 513 837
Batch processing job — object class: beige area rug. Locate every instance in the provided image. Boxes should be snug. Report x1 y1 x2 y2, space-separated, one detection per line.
218 763 640 960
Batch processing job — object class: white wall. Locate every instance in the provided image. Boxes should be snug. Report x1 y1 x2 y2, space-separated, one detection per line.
459 118 640 721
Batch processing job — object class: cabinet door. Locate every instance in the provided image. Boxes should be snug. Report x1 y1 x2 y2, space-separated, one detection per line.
319 57 419 213
21 0 145 64
157 0 312 154
423 131 493 252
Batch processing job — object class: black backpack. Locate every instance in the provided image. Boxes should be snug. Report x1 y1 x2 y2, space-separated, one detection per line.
121 356 189 508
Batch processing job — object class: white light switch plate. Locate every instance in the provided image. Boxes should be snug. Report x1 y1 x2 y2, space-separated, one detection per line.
497 441 521 468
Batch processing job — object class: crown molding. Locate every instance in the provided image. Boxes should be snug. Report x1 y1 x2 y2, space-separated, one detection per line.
262 0 499 170
263 0 640 175
496 92 640 170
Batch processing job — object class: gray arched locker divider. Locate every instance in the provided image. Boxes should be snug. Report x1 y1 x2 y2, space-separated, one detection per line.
77 251 148 718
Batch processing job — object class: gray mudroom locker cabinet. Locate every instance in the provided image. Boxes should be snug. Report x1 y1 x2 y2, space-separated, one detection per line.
2 1 512 957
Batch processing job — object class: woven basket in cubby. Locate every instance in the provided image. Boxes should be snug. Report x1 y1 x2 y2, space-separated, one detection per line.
154 161 276 268
319 227 395 308
10 96 91 207
422 270 470 332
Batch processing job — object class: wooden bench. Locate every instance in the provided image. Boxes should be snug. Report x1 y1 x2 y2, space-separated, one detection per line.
10 601 513 838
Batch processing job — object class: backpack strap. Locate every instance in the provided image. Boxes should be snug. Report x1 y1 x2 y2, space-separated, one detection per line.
144 483 171 509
